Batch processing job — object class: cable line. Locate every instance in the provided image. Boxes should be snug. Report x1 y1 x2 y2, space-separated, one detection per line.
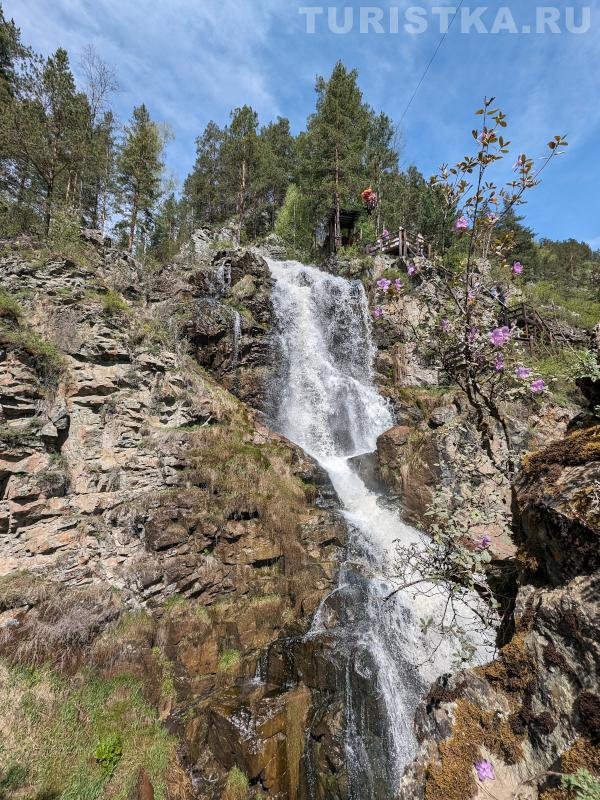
398 0 466 127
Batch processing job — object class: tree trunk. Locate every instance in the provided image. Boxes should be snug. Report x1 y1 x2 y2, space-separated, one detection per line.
334 146 341 251
44 175 54 238
128 197 138 253
237 159 247 244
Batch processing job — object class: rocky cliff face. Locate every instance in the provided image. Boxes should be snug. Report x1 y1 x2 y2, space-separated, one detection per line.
395 422 600 800
357 254 600 799
0 232 346 799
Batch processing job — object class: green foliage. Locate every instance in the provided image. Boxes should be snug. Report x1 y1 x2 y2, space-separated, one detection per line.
523 280 600 331
536 238 600 297
94 733 123 774
495 205 541 274
149 192 182 262
115 104 165 253
0 322 64 384
573 349 600 380
183 120 226 228
529 348 584 405
0 290 23 322
561 769 600 800
274 183 314 257
48 206 85 257
224 766 249 800
217 649 241 672
101 289 129 316
1 46 89 236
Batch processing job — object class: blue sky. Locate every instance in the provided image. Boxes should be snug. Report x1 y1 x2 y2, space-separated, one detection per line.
5 0 600 247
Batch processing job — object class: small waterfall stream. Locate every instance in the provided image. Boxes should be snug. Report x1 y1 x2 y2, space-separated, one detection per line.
267 258 494 798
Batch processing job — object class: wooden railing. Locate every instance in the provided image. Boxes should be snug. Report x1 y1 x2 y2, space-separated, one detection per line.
366 226 432 259
500 302 588 350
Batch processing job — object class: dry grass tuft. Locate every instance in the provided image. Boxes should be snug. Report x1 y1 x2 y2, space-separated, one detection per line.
0 582 122 669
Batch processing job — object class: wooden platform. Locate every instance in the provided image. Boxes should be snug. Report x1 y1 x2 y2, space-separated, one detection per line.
367 227 432 259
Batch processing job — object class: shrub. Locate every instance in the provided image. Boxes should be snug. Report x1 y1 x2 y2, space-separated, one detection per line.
561 769 600 800
47 207 93 266
101 290 130 316
94 733 123 774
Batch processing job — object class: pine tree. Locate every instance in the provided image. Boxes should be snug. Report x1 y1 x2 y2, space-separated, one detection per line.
302 62 370 248
496 205 541 276
365 111 399 236
1 47 88 234
183 121 225 227
150 192 182 261
116 104 164 252
254 116 295 230
0 2 27 103
220 105 259 242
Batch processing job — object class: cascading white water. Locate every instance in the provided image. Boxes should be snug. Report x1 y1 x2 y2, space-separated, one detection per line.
267 258 494 798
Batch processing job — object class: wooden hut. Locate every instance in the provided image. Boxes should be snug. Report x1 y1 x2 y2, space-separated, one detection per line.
323 208 362 254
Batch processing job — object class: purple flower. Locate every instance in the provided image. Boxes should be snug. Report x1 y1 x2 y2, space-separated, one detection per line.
373 307 383 319
494 356 505 371
487 213 499 224
477 535 492 550
455 216 469 231
394 278 403 291
516 366 531 379
531 379 546 393
488 326 511 347
441 318 450 333
475 760 496 782
468 289 476 302
377 278 391 293
407 264 416 277
512 261 523 275
468 327 479 344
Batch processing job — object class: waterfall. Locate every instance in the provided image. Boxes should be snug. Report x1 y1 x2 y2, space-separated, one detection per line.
267 258 494 798
231 310 241 368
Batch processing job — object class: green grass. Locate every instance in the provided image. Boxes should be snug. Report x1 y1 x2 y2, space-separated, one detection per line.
530 347 586 406
223 766 249 800
0 419 43 445
214 238 238 250
151 647 176 701
101 290 130 316
0 322 64 384
217 649 241 673
0 291 23 322
523 280 600 331
0 663 177 800
163 593 187 611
